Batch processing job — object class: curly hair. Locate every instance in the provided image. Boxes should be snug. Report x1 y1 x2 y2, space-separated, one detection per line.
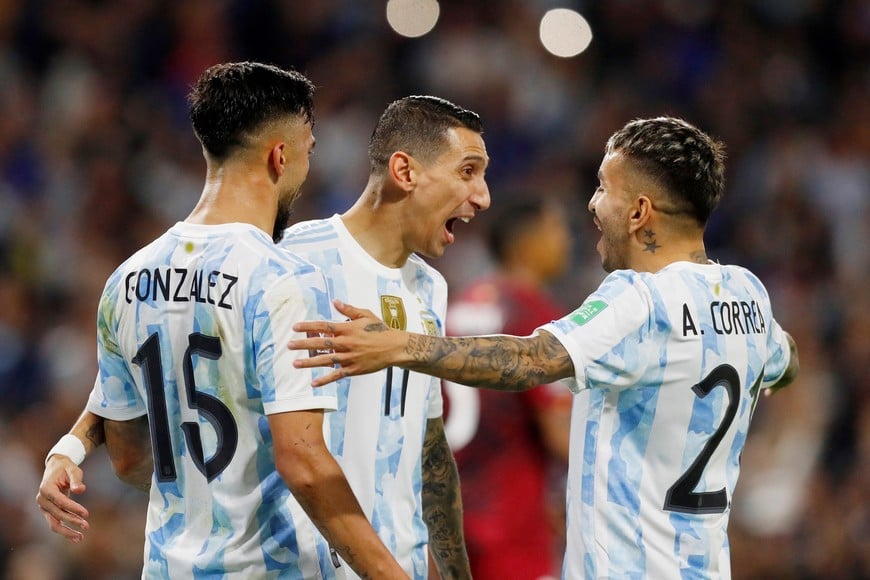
188 62 315 160
606 116 726 226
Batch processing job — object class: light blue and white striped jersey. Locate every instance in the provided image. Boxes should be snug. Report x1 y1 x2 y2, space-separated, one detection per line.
86 222 341 579
281 215 447 580
540 261 791 580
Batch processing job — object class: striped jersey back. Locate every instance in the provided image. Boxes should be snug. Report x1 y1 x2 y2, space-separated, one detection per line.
540 261 791 579
87 221 340 579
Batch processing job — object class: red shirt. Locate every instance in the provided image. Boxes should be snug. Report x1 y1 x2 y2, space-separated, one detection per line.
444 276 571 579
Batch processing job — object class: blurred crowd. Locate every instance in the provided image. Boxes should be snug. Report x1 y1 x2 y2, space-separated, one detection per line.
0 0 866 578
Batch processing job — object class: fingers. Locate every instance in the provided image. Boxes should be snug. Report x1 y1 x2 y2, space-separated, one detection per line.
67 466 87 495
41 511 85 543
332 299 373 320
36 489 90 541
311 368 348 387
293 320 336 334
293 353 339 369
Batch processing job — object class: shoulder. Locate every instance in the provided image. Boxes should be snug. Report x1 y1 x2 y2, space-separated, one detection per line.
280 217 338 248
407 253 447 287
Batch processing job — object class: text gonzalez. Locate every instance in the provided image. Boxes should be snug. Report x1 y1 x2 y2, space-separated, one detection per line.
124 268 238 310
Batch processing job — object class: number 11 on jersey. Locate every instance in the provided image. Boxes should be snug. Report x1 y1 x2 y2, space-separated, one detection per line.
384 367 410 417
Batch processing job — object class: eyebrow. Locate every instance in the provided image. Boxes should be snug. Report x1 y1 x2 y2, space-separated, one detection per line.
462 154 490 167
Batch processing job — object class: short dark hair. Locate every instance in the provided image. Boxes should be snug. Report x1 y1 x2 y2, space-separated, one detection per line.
188 62 315 160
487 198 549 264
606 116 726 226
368 95 483 174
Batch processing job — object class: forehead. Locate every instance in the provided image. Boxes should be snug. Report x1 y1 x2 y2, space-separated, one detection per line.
435 126 489 166
598 150 632 181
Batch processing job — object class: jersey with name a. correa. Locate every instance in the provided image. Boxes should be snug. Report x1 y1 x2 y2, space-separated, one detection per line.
86 222 340 579
281 215 446 580
539 261 791 580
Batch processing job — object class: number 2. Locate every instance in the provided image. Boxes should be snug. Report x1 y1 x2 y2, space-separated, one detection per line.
663 364 740 514
132 332 238 483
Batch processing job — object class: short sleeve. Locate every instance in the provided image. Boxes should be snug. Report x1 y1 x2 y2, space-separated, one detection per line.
762 316 791 388
255 268 338 415
538 271 652 393
86 278 147 420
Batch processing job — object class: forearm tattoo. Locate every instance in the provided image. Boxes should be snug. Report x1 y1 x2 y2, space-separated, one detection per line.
84 418 106 450
403 331 572 391
422 420 470 579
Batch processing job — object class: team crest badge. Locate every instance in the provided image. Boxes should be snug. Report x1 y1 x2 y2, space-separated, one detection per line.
420 312 439 336
380 295 407 330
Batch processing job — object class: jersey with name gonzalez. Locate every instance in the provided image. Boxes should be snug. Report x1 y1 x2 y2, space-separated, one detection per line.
281 215 446 580
86 222 340 579
539 261 791 580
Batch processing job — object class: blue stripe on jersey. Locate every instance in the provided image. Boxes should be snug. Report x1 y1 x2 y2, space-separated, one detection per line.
281 220 341 246
545 263 791 579
282 216 443 579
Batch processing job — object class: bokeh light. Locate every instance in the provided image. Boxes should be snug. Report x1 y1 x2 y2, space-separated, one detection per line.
539 8 593 58
386 0 440 38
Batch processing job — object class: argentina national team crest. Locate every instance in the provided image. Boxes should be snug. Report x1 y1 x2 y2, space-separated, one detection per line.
380 295 407 330
420 312 439 336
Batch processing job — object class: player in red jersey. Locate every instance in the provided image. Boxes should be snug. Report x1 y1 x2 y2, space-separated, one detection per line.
443 197 573 579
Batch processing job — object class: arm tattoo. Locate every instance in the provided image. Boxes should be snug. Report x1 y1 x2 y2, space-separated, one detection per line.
84 418 106 449
422 419 470 579
402 331 573 392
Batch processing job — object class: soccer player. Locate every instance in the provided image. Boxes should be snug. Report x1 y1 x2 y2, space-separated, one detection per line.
277 95 489 579
38 95 488 580
36 62 405 579
288 116 801 579
444 197 572 579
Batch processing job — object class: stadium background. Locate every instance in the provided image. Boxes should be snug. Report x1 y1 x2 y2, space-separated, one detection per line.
0 1 866 577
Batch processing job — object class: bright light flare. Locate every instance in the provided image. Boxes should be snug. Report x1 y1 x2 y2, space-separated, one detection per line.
386 0 440 38
539 8 593 58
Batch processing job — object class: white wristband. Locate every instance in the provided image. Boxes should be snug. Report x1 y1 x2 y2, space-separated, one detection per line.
45 434 87 466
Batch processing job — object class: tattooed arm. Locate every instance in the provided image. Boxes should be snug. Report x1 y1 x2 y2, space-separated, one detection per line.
422 417 470 579
37 410 108 542
290 300 575 391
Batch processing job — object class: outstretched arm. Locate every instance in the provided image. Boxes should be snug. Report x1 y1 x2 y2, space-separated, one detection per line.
36 409 107 542
765 331 799 397
421 417 470 579
290 300 575 391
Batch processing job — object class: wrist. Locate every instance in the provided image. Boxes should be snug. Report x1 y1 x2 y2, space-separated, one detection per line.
46 434 87 466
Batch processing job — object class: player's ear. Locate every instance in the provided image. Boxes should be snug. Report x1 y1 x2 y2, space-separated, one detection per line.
628 195 653 234
269 143 285 181
388 151 415 192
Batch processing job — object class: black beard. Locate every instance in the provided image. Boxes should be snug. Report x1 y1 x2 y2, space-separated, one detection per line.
272 202 292 243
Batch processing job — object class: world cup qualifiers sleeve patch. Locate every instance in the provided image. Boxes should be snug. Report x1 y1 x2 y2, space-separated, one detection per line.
567 299 608 325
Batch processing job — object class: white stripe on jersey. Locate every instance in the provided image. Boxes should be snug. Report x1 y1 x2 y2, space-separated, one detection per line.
541 261 790 579
281 215 447 580
87 222 340 579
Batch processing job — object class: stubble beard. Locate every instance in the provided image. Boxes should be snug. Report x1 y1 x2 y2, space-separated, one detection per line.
272 187 301 243
600 230 628 273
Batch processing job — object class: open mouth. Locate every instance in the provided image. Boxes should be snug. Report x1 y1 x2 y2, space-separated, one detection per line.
446 216 471 235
